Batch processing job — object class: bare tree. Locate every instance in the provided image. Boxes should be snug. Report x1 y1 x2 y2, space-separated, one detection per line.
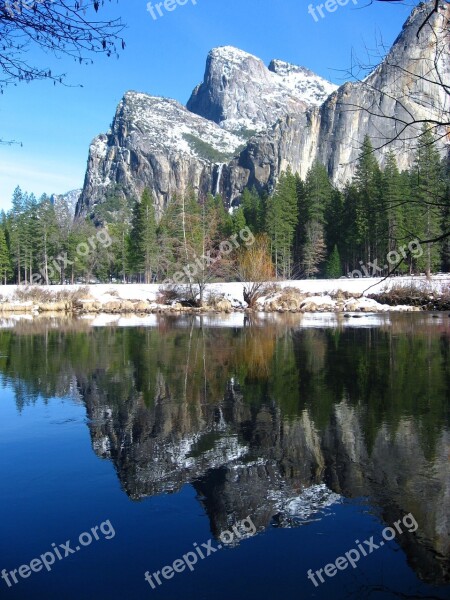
0 0 125 88
0 0 125 142
234 234 275 307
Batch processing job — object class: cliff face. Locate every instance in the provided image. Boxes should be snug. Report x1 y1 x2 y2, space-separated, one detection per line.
78 93 244 217
226 1 450 194
76 1 449 216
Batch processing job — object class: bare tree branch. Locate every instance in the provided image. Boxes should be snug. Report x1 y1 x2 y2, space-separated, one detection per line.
0 0 126 91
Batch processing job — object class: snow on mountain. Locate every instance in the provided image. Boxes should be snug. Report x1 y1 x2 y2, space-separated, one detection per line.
114 92 243 159
268 59 338 106
187 46 337 134
51 189 82 215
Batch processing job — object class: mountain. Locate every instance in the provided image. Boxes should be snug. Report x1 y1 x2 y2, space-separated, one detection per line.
51 189 82 215
76 1 449 217
186 46 337 133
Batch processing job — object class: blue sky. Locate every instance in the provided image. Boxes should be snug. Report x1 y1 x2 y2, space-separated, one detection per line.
0 0 421 211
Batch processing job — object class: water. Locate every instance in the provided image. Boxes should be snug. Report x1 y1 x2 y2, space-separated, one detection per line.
0 313 449 599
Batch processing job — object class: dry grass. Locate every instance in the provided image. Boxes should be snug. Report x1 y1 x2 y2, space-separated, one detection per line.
12 286 90 304
156 284 186 305
370 281 450 310
106 288 120 298
205 289 224 308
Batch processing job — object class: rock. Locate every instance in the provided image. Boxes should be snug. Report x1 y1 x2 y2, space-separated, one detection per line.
78 301 102 313
51 190 81 217
119 301 135 313
263 289 306 312
103 301 123 313
134 301 150 312
300 295 336 312
77 93 243 217
344 297 386 312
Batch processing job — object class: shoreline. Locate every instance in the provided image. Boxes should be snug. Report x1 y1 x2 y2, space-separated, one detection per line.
0 277 449 316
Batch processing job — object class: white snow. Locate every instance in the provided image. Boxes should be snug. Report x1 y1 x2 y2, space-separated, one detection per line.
268 58 338 105
1 275 448 304
117 92 243 159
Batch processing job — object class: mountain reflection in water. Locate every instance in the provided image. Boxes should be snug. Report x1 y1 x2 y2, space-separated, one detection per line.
0 313 448 589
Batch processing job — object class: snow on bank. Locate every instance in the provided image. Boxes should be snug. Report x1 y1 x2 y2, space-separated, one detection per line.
0 275 448 303
0 275 448 319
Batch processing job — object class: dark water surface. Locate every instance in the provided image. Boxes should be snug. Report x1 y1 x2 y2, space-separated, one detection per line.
0 313 449 600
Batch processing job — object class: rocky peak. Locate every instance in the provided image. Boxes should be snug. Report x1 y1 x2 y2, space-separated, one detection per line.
78 90 245 216
186 45 337 134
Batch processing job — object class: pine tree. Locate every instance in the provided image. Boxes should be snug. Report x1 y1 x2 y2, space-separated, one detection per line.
22 193 39 283
441 155 450 272
231 206 246 236
205 194 232 242
293 173 307 273
383 152 403 244
325 190 344 254
381 152 409 273
411 126 445 274
35 198 60 284
265 168 298 278
301 162 332 277
108 195 132 283
325 245 342 279
304 161 332 223
0 226 12 284
9 186 25 283
302 220 326 278
241 187 264 233
354 136 383 264
129 189 157 284
341 183 360 274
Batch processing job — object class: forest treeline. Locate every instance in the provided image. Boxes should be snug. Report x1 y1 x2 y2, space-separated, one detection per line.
0 130 449 285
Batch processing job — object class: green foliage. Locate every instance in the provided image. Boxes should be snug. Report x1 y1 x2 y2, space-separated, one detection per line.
325 245 342 278
410 126 445 274
128 189 158 284
241 187 264 233
300 162 332 277
231 206 246 236
265 167 298 278
183 134 232 163
354 136 386 263
0 226 12 283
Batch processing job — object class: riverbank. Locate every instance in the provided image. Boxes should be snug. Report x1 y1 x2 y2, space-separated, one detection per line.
0 276 449 315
